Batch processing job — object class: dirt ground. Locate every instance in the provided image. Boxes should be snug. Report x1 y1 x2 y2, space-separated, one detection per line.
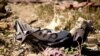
0 1 100 56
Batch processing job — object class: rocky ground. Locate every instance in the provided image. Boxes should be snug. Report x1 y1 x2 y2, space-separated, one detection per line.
0 0 100 56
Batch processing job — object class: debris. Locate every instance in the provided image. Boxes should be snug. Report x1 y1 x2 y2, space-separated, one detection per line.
14 19 71 46
14 17 93 48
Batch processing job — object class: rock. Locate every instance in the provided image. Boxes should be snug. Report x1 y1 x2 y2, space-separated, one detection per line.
87 36 98 44
86 44 98 50
86 34 100 44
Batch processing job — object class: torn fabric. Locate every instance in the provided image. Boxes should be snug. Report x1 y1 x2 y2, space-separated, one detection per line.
14 20 70 46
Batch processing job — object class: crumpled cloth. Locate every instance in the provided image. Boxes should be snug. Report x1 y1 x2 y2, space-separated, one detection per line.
14 20 71 46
